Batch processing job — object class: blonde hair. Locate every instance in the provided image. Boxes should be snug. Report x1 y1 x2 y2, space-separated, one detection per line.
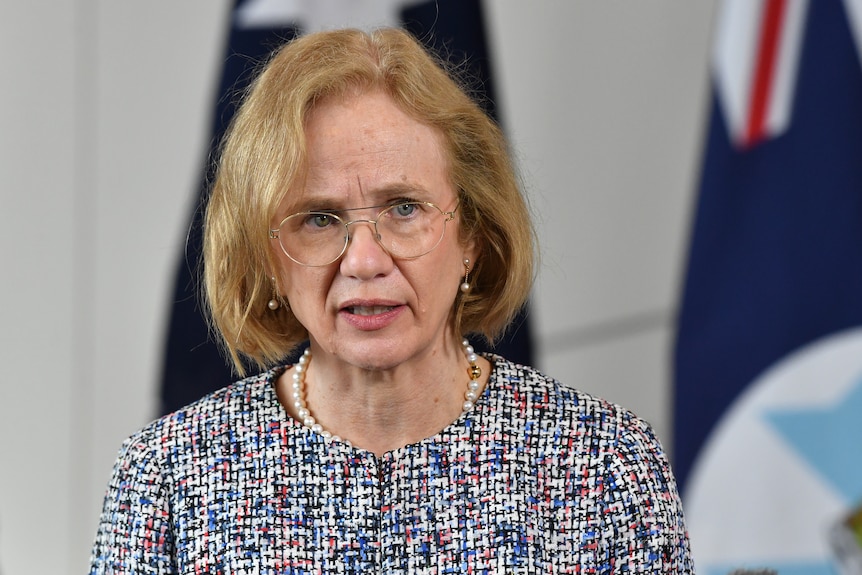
204 27 535 374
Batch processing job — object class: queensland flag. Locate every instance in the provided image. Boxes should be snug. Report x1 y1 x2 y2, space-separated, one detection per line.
159 0 532 414
674 0 862 572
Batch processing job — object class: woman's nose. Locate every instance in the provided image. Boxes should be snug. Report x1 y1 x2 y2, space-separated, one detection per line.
339 222 393 279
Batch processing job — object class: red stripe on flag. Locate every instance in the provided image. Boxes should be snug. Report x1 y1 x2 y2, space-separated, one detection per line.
745 0 788 147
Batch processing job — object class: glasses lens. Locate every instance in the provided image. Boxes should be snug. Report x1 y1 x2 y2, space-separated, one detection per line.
377 202 447 259
278 212 348 266
274 202 451 266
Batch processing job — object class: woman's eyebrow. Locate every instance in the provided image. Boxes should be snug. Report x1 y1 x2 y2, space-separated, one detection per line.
293 183 432 211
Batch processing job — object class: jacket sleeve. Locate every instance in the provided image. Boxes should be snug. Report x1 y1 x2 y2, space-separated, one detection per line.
599 412 696 574
89 434 177 574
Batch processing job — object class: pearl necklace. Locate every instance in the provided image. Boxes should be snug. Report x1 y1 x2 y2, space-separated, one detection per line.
289 339 483 444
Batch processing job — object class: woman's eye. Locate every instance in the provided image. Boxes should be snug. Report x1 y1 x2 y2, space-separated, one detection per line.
308 214 333 228
393 203 418 217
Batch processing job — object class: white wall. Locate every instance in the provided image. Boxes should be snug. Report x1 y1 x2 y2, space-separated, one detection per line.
0 2 230 573
0 2 715 573
487 1 715 447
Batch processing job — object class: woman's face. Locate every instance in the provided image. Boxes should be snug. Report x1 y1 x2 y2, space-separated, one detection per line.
272 90 474 371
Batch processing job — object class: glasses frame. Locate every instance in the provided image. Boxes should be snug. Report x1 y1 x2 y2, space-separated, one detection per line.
269 200 459 267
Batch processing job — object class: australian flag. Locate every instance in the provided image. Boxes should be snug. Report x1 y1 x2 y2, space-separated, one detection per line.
674 0 862 572
159 0 532 414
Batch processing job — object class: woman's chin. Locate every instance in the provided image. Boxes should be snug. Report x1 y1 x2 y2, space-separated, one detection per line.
319 335 430 373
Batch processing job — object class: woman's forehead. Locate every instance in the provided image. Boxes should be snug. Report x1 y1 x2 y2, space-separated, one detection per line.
275 92 454 214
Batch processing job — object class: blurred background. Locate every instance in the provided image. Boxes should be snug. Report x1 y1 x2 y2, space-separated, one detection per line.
4 1 861 574
0 0 715 572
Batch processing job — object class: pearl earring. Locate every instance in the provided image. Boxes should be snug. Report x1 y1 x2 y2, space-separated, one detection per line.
268 276 280 310
460 259 471 293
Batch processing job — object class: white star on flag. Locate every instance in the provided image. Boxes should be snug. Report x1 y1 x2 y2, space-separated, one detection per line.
236 0 427 32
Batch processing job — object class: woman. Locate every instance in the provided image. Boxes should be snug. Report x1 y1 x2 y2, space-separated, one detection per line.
91 28 694 573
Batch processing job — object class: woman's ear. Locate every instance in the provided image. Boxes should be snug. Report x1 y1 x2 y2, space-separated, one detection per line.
463 234 479 266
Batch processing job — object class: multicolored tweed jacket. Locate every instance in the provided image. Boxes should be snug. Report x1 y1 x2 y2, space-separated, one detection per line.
90 356 694 574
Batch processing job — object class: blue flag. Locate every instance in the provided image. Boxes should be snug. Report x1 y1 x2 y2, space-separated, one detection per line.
674 0 862 571
159 0 533 414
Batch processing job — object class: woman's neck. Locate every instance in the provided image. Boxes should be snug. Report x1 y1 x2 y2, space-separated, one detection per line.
276 341 490 456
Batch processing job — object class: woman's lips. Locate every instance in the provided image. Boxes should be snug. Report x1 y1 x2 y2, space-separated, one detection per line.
348 305 395 316
338 302 404 330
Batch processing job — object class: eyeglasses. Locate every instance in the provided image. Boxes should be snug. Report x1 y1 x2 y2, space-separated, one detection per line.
269 201 458 267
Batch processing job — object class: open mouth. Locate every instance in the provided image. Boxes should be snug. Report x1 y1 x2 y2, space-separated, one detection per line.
348 305 395 316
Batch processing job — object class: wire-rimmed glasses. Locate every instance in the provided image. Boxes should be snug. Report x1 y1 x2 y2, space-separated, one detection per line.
269 201 458 267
